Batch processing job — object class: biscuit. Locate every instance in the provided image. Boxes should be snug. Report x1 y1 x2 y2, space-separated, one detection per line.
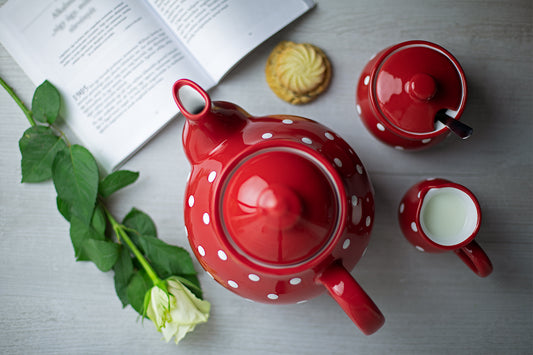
265 41 331 104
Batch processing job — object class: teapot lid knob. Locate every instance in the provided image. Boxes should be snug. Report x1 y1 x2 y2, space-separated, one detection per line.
257 185 302 230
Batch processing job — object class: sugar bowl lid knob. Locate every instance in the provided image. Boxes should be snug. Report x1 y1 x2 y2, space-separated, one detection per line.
409 73 437 101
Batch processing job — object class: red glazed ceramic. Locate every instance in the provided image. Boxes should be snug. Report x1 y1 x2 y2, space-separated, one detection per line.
398 178 493 277
356 40 468 150
173 79 385 335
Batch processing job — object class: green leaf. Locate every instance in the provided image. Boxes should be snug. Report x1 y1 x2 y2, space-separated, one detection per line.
52 145 99 225
79 239 120 272
98 170 139 198
58 197 104 227
114 247 135 308
123 208 157 239
69 215 105 259
56 196 71 221
19 126 67 182
130 233 197 279
91 204 106 235
127 270 152 315
32 80 61 124
69 210 119 272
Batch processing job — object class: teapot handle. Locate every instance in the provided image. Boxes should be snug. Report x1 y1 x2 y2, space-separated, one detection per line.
172 79 211 120
317 262 385 335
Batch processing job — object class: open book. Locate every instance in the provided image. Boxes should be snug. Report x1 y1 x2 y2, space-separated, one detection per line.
0 0 315 171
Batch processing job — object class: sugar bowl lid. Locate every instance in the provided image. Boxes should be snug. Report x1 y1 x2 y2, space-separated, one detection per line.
373 41 467 134
220 146 343 267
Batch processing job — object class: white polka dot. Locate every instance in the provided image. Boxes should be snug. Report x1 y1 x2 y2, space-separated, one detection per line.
356 104 362 115
208 171 216 182
202 213 210 225
325 132 334 140
334 158 343 167
218 250 227 261
228 280 239 288
365 216 372 227
395 146 404 150
197 245 205 256
301 137 312 144
356 164 364 174
342 239 351 250
248 274 260 282
411 222 418 232
282 119 293 124
416 246 425 252
364 75 370 85
188 195 195 207
351 195 358 206
399 203 405 214
377 123 385 131
290 278 302 285
422 138 431 144
267 294 279 300
262 132 273 139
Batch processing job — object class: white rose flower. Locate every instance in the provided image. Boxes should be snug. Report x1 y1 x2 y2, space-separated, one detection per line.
146 276 210 344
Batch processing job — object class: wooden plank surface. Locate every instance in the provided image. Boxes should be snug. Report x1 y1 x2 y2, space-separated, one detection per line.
1 0 531 354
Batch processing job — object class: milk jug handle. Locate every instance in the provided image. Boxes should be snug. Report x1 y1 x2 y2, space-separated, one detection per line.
454 240 493 277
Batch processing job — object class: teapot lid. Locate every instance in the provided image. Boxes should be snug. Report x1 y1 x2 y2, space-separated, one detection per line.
373 41 466 134
220 147 342 267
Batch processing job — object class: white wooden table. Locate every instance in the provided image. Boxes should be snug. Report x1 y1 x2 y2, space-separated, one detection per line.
1 1 531 354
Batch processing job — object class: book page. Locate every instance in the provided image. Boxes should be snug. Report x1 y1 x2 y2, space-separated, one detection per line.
148 0 315 82
0 0 213 171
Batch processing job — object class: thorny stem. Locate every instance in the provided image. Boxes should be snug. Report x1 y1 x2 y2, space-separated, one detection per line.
102 203 161 286
0 76 36 126
51 125 72 147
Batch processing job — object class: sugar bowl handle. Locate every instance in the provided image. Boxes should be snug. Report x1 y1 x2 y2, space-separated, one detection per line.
318 262 385 335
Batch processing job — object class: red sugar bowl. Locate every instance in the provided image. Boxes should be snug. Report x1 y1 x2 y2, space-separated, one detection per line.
356 40 469 150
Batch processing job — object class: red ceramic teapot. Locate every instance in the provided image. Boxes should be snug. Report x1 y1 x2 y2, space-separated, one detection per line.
173 79 385 335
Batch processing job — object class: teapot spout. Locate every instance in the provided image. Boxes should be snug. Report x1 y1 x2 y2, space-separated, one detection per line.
173 79 247 164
